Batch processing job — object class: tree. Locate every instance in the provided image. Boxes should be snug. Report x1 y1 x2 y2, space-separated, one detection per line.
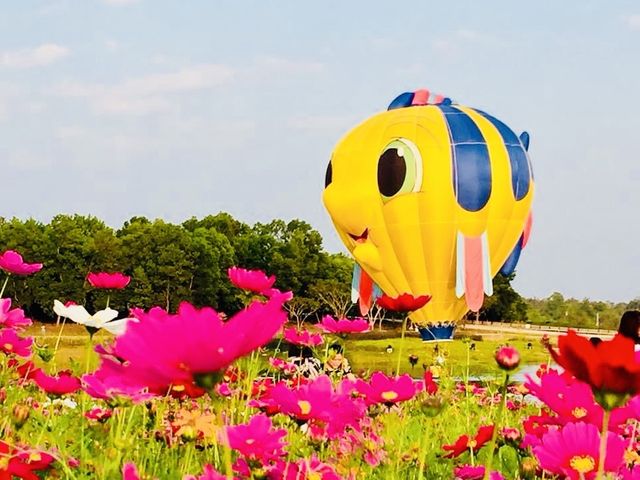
480 273 528 322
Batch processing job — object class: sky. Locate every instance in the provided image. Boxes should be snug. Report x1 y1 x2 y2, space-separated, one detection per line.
1 1 640 302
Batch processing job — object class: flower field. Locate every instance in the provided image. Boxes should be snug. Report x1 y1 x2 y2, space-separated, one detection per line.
2 252 640 479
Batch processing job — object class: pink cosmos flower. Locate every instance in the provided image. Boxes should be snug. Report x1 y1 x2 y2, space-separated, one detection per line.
318 315 370 334
224 414 288 463
525 370 603 426
85 407 113 422
269 357 297 375
87 272 130 289
280 455 341 480
33 370 81 396
495 345 520 371
533 422 627 479
0 328 33 357
92 295 288 397
267 375 366 439
0 250 43 276
122 462 145 480
283 327 323 347
82 359 154 403
183 465 229 480
454 465 505 480
355 371 417 406
0 298 32 330
228 266 275 293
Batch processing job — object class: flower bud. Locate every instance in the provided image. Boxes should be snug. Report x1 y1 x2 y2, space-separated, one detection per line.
495 346 520 371
12 404 30 429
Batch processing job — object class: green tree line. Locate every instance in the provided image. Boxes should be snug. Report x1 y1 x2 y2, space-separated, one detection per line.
0 213 636 329
0 214 353 322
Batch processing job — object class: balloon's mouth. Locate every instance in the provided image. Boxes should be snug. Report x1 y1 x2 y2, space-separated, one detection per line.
349 229 369 243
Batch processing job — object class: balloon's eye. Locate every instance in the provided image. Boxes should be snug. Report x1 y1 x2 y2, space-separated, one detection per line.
377 139 422 201
324 160 332 188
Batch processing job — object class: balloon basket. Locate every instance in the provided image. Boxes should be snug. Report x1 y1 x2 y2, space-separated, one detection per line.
417 324 455 342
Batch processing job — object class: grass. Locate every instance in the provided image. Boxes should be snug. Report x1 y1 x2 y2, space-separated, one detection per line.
27 322 550 379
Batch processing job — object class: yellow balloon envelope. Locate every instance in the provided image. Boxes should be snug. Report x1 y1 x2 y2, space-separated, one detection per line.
322 89 534 340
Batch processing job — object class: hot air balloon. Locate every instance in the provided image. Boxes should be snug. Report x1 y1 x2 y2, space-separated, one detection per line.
322 89 533 340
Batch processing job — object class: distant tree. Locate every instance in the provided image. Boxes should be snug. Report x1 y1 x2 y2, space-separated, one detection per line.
480 273 528 322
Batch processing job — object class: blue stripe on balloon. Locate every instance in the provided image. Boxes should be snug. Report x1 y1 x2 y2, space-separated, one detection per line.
473 109 531 201
438 105 492 212
499 235 523 276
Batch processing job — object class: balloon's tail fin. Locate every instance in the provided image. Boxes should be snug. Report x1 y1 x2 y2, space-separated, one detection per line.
456 231 491 312
499 211 532 276
352 263 383 316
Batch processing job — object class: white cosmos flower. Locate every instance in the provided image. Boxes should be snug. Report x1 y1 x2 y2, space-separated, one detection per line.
53 300 133 336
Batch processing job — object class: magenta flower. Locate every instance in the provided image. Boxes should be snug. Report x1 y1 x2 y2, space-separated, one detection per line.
33 370 82 396
0 328 33 357
228 266 275 293
525 370 603 426
87 272 131 289
280 455 341 480
283 327 323 347
85 407 113 422
82 358 154 403
224 414 288 463
0 298 32 330
0 250 43 276
454 465 505 480
355 372 417 406
183 465 229 480
122 463 149 480
318 315 370 334
495 345 520 371
267 376 366 439
92 295 288 397
533 422 626 479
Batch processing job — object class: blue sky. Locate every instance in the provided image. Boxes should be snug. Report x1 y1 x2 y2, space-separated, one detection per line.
2 1 640 302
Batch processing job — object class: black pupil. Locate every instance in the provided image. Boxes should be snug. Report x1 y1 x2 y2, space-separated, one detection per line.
377 148 406 197
324 161 332 188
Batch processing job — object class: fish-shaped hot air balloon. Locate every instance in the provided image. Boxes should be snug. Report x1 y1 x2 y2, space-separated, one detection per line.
322 89 534 340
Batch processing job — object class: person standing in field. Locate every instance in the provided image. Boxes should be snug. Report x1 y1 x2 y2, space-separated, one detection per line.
618 310 640 351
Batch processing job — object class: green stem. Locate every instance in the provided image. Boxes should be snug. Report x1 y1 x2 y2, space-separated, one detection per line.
596 409 610 479
483 372 509 480
0 275 9 298
396 316 409 376
105 294 110 309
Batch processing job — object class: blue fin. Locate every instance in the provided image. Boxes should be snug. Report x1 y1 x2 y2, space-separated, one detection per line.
519 131 530 151
387 92 414 110
499 236 523 276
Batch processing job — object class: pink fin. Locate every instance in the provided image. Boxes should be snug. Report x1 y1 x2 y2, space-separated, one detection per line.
464 236 484 311
411 89 430 105
358 268 373 316
522 212 533 248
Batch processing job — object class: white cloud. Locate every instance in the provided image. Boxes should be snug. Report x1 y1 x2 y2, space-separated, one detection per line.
51 63 235 115
0 44 69 69
625 14 640 30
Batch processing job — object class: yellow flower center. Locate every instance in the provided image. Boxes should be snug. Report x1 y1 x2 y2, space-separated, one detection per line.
308 473 322 480
298 400 312 415
172 384 186 392
468 440 477 449
381 391 398 401
569 455 596 474
0 457 9 469
625 450 640 465
28 453 42 463
572 407 588 419
4 343 13 351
